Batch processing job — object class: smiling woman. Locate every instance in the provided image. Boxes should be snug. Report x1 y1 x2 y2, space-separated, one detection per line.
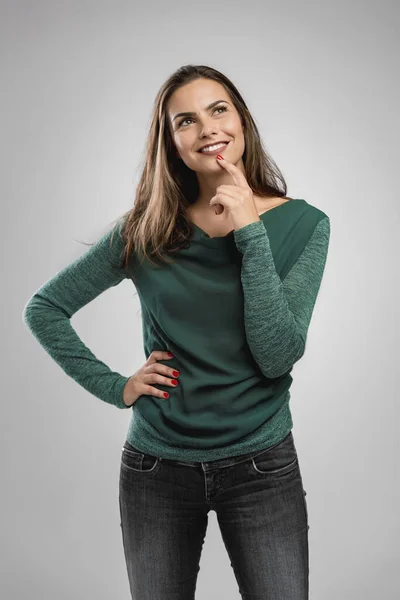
22 64 330 600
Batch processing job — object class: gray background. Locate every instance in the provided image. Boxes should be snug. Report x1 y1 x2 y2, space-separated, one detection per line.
1 0 399 598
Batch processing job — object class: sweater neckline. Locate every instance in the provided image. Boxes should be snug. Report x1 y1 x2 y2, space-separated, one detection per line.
190 198 302 241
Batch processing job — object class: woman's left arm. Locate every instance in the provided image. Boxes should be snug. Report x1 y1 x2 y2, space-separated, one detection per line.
233 216 331 379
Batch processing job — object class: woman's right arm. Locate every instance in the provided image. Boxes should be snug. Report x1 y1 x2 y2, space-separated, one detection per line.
22 218 132 410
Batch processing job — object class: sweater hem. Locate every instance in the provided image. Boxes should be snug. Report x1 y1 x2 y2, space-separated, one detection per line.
124 390 293 461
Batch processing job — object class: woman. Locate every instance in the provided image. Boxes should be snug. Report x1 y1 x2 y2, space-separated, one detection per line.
23 64 331 599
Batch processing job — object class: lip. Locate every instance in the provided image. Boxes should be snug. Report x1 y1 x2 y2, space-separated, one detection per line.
197 141 230 155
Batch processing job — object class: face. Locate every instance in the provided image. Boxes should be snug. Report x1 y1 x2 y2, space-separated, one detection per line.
167 78 245 175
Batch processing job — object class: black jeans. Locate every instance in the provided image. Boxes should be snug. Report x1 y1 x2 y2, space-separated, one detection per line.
119 430 309 599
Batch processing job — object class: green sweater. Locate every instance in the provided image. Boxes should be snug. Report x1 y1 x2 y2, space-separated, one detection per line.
22 198 330 461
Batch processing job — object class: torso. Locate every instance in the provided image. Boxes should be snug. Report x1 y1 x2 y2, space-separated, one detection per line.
186 196 292 239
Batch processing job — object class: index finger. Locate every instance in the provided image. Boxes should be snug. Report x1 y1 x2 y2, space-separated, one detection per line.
216 156 249 188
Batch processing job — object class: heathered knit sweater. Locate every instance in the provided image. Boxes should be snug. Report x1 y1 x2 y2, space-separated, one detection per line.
22 198 330 461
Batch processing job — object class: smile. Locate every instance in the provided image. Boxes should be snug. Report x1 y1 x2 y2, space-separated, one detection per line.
199 142 229 155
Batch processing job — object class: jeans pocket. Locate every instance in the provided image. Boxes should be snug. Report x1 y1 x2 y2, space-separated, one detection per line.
121 441 161 474
249 431 299 476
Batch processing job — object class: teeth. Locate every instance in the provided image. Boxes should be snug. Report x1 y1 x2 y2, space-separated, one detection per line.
201 142 228 153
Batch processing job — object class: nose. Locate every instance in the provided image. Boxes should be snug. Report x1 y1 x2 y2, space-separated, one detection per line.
199 119 218 138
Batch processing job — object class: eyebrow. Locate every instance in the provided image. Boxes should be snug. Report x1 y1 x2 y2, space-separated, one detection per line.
172 99 229 122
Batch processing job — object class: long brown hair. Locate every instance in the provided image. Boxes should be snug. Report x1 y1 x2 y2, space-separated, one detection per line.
109 64 288 277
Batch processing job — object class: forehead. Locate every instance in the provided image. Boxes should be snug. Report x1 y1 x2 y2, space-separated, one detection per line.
167 79 230 116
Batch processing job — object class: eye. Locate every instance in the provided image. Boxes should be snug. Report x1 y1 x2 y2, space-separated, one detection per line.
178 105 228 128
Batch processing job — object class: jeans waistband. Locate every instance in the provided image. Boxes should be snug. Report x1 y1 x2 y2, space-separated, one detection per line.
124 432 291 470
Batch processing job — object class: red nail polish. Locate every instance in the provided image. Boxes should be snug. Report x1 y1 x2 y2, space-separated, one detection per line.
173 371 179 377
168 352 174 357
217 154 224 160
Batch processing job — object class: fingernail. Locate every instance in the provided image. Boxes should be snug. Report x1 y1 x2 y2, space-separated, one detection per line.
217 154 224 160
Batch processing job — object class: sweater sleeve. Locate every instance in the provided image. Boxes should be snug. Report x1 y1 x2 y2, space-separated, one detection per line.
233 216 330 379
22 218 132 409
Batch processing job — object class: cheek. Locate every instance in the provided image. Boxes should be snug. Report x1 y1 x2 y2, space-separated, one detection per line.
176 136 195 154
225 114 242 130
